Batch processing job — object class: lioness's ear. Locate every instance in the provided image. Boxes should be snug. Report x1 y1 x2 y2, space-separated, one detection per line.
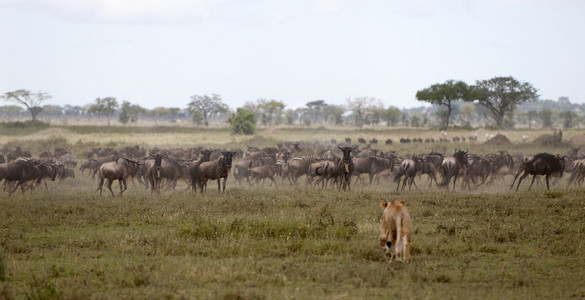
380 201 388 208
400 201 405 205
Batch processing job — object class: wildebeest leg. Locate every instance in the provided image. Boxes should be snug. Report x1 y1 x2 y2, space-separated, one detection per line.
410 177 420 191
428 174 434 188
515 172 529 191
247 176 255 188
545 175 551 190
528 175 538 191
269 176 278 188
8 181 22 195
118 179 125 196
222 177 227 192
106 179 115 196
452 176 458 192
510 169 524 190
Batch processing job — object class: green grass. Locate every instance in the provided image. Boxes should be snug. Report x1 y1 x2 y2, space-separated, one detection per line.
1 179 584 299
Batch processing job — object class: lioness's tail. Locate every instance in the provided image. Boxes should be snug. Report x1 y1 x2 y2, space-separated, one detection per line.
395 213 402 257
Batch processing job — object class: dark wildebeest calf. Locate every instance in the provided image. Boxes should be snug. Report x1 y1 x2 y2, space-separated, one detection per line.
147 154 164 194
248 164 283 187
338 146 355 191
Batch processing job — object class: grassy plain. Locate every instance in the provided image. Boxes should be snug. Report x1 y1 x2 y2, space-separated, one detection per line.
1 125 585 299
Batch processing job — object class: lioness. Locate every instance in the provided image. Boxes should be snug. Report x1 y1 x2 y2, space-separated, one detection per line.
379 200 412 263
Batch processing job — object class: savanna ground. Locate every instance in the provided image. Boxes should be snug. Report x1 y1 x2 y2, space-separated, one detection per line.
1 125 585 299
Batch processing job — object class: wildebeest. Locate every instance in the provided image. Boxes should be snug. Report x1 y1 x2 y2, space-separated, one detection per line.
0 159 57 194
91 155 118 179
247 164 283 187
439 149 468 191
233 151 276 186
355 147 378 158
379 200 412 263
147 154 164 194
461 154 491 190
306 160 328 186
393 156 420 191
352 155 394 186
417 151 443 188
510 153 565 191
88 147 118 158
96 158 141 196
79 159 99 175
158 158 189 191
338 146 355 191
197 151 235 193
485 151 514 184
189 149 212 191
5 147 32 162
57 168 75 182
282 156 320 186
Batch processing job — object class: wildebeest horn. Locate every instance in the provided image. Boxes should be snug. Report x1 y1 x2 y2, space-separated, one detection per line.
465 148 468 153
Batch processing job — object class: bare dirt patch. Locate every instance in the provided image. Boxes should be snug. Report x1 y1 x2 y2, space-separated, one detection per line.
483 133 511 145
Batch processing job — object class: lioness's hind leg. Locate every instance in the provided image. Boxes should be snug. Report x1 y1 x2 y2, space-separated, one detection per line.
403 235 410 263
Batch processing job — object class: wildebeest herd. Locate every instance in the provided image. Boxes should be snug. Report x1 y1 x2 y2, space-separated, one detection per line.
0 140 583 196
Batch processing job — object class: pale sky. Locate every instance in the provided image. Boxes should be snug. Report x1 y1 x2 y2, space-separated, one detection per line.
1 0 584 110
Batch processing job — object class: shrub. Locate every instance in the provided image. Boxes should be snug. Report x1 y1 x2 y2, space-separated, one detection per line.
227 108 256 135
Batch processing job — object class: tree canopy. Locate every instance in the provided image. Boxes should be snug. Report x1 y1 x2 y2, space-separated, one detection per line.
119 101 146 125
346 97 379 129
306 100 327 122
1 89 52 121
416 80 473 128
187 94 228 126
473 76 539 127
87 97 119 126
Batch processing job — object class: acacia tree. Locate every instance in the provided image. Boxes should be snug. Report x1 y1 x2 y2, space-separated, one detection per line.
416 80 473 128
323 105 345 125
187 94 228 126
382 106 402 126
87 97 119 126
119 101 145 125
1 89 52 121
306 100 327 123
473 76 539 128
346 97 378 129
262 100 285 126
146 107 172 125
